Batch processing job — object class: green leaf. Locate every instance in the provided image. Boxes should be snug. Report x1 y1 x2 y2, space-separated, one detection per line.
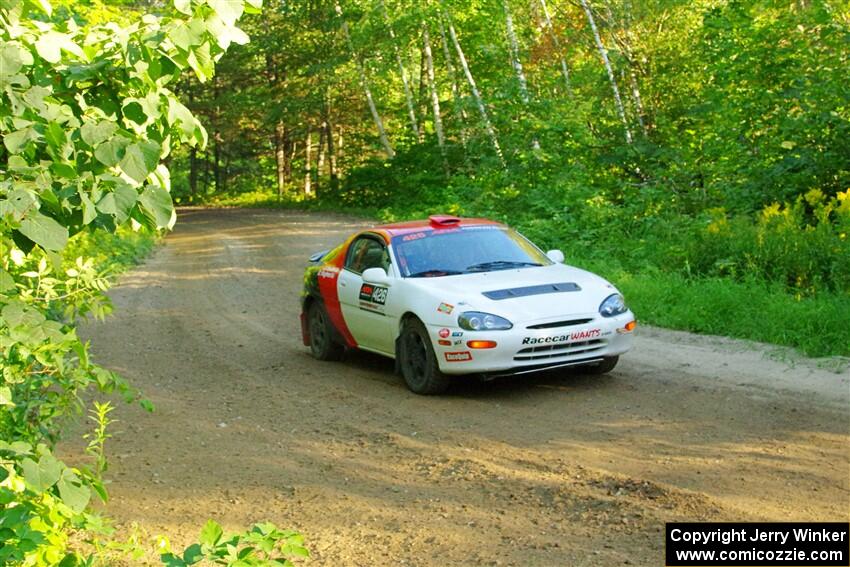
94 135 131 167
57 469 91 513
200 520 223 547
34 31 80 64
174 0 192 15
139 184 174 229
0 43 32 78
182 543 204 564
18 212 69 251
119 141 161 183
0 386 13 407
21 454 62 492
3 127 37 154
81 120 118 147
80 191 97 224
0 269 15 292
187 41 214 82
96 184 138 224
208 0 244 27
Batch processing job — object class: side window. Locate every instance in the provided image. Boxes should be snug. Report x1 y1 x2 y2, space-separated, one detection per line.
345 237 390 274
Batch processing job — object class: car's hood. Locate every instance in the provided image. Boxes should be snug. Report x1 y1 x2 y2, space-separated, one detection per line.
407 264 619 324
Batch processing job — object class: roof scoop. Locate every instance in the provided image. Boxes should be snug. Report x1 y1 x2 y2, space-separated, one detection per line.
429 214 461 227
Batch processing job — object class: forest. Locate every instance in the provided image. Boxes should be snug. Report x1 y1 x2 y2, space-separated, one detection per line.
174 0 849 356
0 0 848 563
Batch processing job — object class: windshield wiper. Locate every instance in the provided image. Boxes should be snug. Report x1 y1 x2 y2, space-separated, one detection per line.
465 260 542 273
407 269 464 278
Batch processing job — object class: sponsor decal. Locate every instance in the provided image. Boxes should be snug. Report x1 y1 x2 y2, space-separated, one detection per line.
522 328 601 345
318 266 339 279
453 339 463 346
444 351 472 362
402 231 428 242
451 331 463 337
438 339 452 346
437 302 454 314
359 283 388 305
438 328 450 338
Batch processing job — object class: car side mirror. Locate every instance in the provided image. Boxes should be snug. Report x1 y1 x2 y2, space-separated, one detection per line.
362 267 391 286
546 249 565 263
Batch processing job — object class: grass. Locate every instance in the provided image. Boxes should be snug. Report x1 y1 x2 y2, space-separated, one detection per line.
190 190 850 360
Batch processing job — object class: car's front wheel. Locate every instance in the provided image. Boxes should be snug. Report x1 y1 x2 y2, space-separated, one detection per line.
398 318 450 395
308 301 344 361
581 356 619 375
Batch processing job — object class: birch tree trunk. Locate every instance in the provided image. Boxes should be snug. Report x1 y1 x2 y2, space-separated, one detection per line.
502 0 529 104
502 0 540 151
316 126 325 195
422 24 446 161
325 120 338 190
378 0 419 139
629 71 647 135
579 0 633 144
336 2 395 157
323 91 338 191
444 9 505 165
275 121 286 199
438 16 468 149
537 0 572 95
304 127 312 196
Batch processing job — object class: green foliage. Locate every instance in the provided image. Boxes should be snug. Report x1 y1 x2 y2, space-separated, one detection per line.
159 520 309 566
1 0 308 565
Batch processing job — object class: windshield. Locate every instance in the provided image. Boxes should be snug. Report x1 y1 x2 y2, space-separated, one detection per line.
391 226 552 278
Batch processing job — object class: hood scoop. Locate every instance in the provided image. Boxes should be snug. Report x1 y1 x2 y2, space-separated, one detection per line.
482 281 581 301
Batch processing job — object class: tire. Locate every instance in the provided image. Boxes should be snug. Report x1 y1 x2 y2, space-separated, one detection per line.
398 318 450 395
307 301 344 361
581 356 619 375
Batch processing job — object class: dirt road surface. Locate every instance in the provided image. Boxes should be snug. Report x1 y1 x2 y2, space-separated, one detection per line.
71 208 850 566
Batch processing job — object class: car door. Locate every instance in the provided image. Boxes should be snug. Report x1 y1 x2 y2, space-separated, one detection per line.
337 235 396 354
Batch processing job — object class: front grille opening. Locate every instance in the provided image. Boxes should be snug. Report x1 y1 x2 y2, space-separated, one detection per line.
514 339 606 361
526 318 593 330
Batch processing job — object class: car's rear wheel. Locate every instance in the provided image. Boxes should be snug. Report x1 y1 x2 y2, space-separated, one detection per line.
398 318 450 395
308 301 344 361
581 356 619 375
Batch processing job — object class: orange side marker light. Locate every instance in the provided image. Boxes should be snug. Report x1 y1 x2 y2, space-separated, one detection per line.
467 340 498 349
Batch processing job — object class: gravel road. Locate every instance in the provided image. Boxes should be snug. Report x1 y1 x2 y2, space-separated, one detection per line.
73 208 850 566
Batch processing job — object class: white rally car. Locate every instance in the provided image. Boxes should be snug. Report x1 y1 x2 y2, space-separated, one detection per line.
300 215 635 394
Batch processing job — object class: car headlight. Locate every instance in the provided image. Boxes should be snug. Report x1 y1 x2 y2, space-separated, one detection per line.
457 311 513 331
599 293 627 317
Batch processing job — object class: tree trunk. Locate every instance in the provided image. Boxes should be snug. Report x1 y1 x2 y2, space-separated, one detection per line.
379 0 419 139
275 121 286 199
443 9 505 166
325 120 338 190
189 147 198 197
438 16 468 149
337 125 344 163
316 125 325 195
538 0 572 95
289 140 298 184
422 24 447 167
304 127 312 196
579 0 633 144
502 0 540 151
629 71 647 135
503 0 530 104
336 2 395 158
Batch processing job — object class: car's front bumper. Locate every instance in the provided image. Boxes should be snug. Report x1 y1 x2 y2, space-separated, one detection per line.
429 311 636 375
